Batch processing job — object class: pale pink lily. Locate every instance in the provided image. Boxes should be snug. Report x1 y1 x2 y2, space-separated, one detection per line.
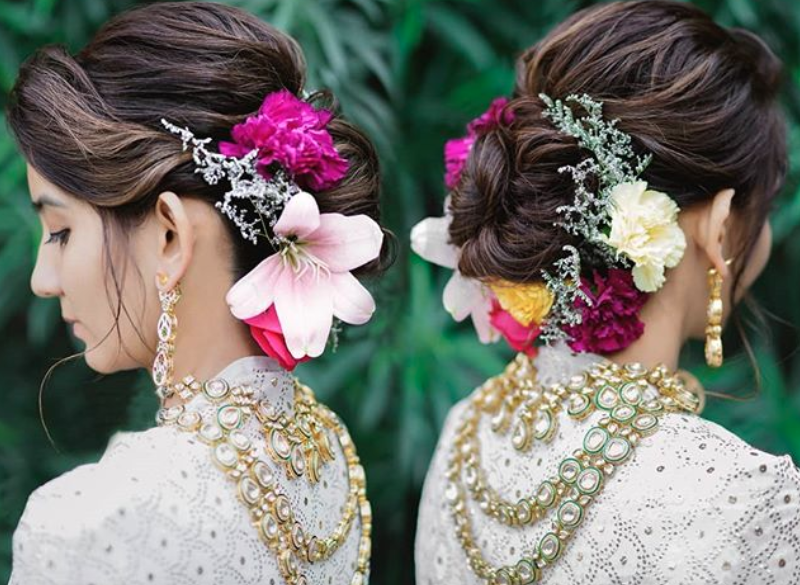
410 211 499 344
226 191 383 360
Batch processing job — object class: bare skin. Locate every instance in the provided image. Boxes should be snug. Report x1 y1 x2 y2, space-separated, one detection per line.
27 164 263 408
609 188 772 371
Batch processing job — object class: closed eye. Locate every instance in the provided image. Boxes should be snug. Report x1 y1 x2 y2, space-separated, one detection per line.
46 228 71 246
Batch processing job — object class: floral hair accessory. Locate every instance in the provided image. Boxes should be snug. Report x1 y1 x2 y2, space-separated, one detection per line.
411 93 686 356
410 202 499 344
601 180 686 292
162 89 348 246
489 300 539 357
444 97 514 189
226 191 382 361
162 90 382 370
488 280 553 327
218 89 348 192
563 269 648 354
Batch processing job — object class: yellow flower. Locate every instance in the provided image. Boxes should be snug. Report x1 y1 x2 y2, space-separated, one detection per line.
602 181 686 293
489 280 554 326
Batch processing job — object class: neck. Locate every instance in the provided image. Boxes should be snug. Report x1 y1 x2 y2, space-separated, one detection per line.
155 282 265 408
604 290 687 372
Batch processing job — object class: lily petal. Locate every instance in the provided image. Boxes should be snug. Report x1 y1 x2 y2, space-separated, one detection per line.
443 271 486 321
410 216 458 269
226 255 284 320
473 298 500 344
304 213 384 272
274 191 321 239
330 272 376 325
273 270 334 359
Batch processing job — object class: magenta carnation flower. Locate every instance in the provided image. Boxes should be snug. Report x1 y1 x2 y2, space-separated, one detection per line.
444 97 513 189
467 96 515 134
565 269 649 354
219 89 348 191
444 135 475 189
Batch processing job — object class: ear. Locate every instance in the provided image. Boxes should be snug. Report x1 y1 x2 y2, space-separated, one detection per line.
697 188 735 280
153 192 195 291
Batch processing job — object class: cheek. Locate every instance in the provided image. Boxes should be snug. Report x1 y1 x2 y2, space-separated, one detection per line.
59 232 108 323
62 224 151 373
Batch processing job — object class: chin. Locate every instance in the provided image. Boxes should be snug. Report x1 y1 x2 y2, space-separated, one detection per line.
83 344 142 375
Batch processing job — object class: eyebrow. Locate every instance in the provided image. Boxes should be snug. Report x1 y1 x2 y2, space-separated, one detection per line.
32 194 68 213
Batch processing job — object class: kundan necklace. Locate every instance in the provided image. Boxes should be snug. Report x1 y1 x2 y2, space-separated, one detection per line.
446 354 702 585
156 375 371 585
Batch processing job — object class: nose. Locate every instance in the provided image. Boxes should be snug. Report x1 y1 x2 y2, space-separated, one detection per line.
30 245 62 298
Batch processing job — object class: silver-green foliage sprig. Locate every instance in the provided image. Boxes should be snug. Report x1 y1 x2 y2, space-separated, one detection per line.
540 245 591 343
539 93 650 253
161 118 298 247
536 94 651 342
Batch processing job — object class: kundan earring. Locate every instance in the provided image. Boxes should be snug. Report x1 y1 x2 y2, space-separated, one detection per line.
152 274 182 403
705 266 724 368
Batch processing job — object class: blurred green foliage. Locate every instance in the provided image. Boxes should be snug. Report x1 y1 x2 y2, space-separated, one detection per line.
1 0 799 583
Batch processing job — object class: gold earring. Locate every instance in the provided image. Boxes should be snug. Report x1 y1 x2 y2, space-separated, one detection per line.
152 282 182 403
705 267 724 368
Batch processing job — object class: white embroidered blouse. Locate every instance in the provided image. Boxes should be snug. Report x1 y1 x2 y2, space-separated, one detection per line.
10 356 364 585
415 344 800 585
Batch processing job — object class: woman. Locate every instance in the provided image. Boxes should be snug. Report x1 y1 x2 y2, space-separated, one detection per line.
413 2 800 584
7 2 390 584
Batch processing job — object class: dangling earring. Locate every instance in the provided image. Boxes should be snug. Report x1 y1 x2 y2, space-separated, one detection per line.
705 266 724 368
152 274 182 403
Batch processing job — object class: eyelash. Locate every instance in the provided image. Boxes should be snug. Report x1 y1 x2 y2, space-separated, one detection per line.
46 229 71 246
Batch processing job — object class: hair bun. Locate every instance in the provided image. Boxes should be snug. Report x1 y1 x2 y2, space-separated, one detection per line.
448 96 585 282
729 28 782 99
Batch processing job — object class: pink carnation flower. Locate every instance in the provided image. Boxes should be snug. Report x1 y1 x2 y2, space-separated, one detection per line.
443 97 513 189
489 300 540 357
219 89 348 191
565 269 649 354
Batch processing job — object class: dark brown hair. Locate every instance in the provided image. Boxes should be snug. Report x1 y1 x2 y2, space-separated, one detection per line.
449 0 786 297
6 1 392 312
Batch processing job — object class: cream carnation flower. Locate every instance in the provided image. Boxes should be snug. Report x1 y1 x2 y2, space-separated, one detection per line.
602 181 687 292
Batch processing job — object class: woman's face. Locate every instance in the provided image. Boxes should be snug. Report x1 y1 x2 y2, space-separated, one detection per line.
27 164 153 373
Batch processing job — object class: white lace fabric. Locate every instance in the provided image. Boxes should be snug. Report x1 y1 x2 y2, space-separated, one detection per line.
10 356 364 585
415 344 800 585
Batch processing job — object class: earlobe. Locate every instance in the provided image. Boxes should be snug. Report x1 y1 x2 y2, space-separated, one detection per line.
701 188 735 280
154 191 194 290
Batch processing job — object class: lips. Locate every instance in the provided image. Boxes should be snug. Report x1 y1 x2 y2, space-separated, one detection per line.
63 318 82 338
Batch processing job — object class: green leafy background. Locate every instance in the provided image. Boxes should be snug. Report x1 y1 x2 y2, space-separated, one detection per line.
1 1 799 583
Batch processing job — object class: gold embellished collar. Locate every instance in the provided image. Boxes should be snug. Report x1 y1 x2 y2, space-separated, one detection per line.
155 355 293 427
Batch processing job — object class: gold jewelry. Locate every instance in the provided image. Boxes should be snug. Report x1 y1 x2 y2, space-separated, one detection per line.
705 266 724 368
257 384 336 484
447 355 701 584
152 283 182 403
156 378 371 585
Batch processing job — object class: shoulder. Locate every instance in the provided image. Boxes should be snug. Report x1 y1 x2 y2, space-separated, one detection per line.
10 427 227 584
649 411 800 491
656 412 800 523
19 426 206 525
613 412 800 580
